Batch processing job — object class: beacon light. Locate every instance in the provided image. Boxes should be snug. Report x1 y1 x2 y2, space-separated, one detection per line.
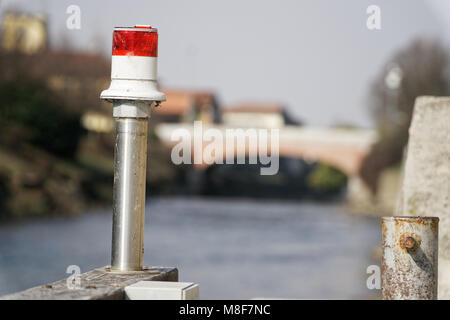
100 26 165 272
101 26 166 108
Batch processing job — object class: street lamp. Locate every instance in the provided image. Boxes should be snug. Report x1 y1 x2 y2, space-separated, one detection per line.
384 63 404 125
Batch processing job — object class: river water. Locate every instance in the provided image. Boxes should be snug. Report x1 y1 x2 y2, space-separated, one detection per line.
0 196 380 299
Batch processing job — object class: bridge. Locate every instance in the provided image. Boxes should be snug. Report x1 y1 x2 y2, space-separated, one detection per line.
155 123 377 177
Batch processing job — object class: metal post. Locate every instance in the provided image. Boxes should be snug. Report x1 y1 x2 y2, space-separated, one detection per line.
111 114 149 271
381 216 439 300
100 25 166 272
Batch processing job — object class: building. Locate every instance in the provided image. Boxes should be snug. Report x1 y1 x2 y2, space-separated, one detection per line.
153 90 221 124
1 12 47 54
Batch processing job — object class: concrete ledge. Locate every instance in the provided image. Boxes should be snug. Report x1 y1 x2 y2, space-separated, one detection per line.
0 266 178 300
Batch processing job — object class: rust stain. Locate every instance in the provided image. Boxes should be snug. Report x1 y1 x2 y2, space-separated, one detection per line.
430 218 439 236
398 232 422 253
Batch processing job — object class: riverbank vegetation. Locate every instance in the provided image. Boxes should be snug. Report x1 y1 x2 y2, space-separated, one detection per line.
0 50 179 221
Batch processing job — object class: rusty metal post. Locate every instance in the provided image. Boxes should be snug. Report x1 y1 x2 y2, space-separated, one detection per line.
381 216 439 300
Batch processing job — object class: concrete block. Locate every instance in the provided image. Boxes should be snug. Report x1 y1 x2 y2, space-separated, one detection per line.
398 96 450 299
0 266 178 300
125 281 199 300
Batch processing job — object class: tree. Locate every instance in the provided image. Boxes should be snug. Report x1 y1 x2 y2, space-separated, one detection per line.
360 38 450 192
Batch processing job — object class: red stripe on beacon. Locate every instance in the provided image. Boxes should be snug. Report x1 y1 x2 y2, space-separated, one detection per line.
101 25 166 104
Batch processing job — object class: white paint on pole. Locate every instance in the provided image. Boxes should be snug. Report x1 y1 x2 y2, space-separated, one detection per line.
111 56 157 80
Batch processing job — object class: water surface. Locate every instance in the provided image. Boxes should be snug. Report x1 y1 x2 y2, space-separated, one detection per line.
0 196 380 299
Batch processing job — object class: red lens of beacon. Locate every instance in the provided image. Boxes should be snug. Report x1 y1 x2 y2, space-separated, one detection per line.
112 27 158 57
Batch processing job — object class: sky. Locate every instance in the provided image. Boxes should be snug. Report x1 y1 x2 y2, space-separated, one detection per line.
0 0 448 128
